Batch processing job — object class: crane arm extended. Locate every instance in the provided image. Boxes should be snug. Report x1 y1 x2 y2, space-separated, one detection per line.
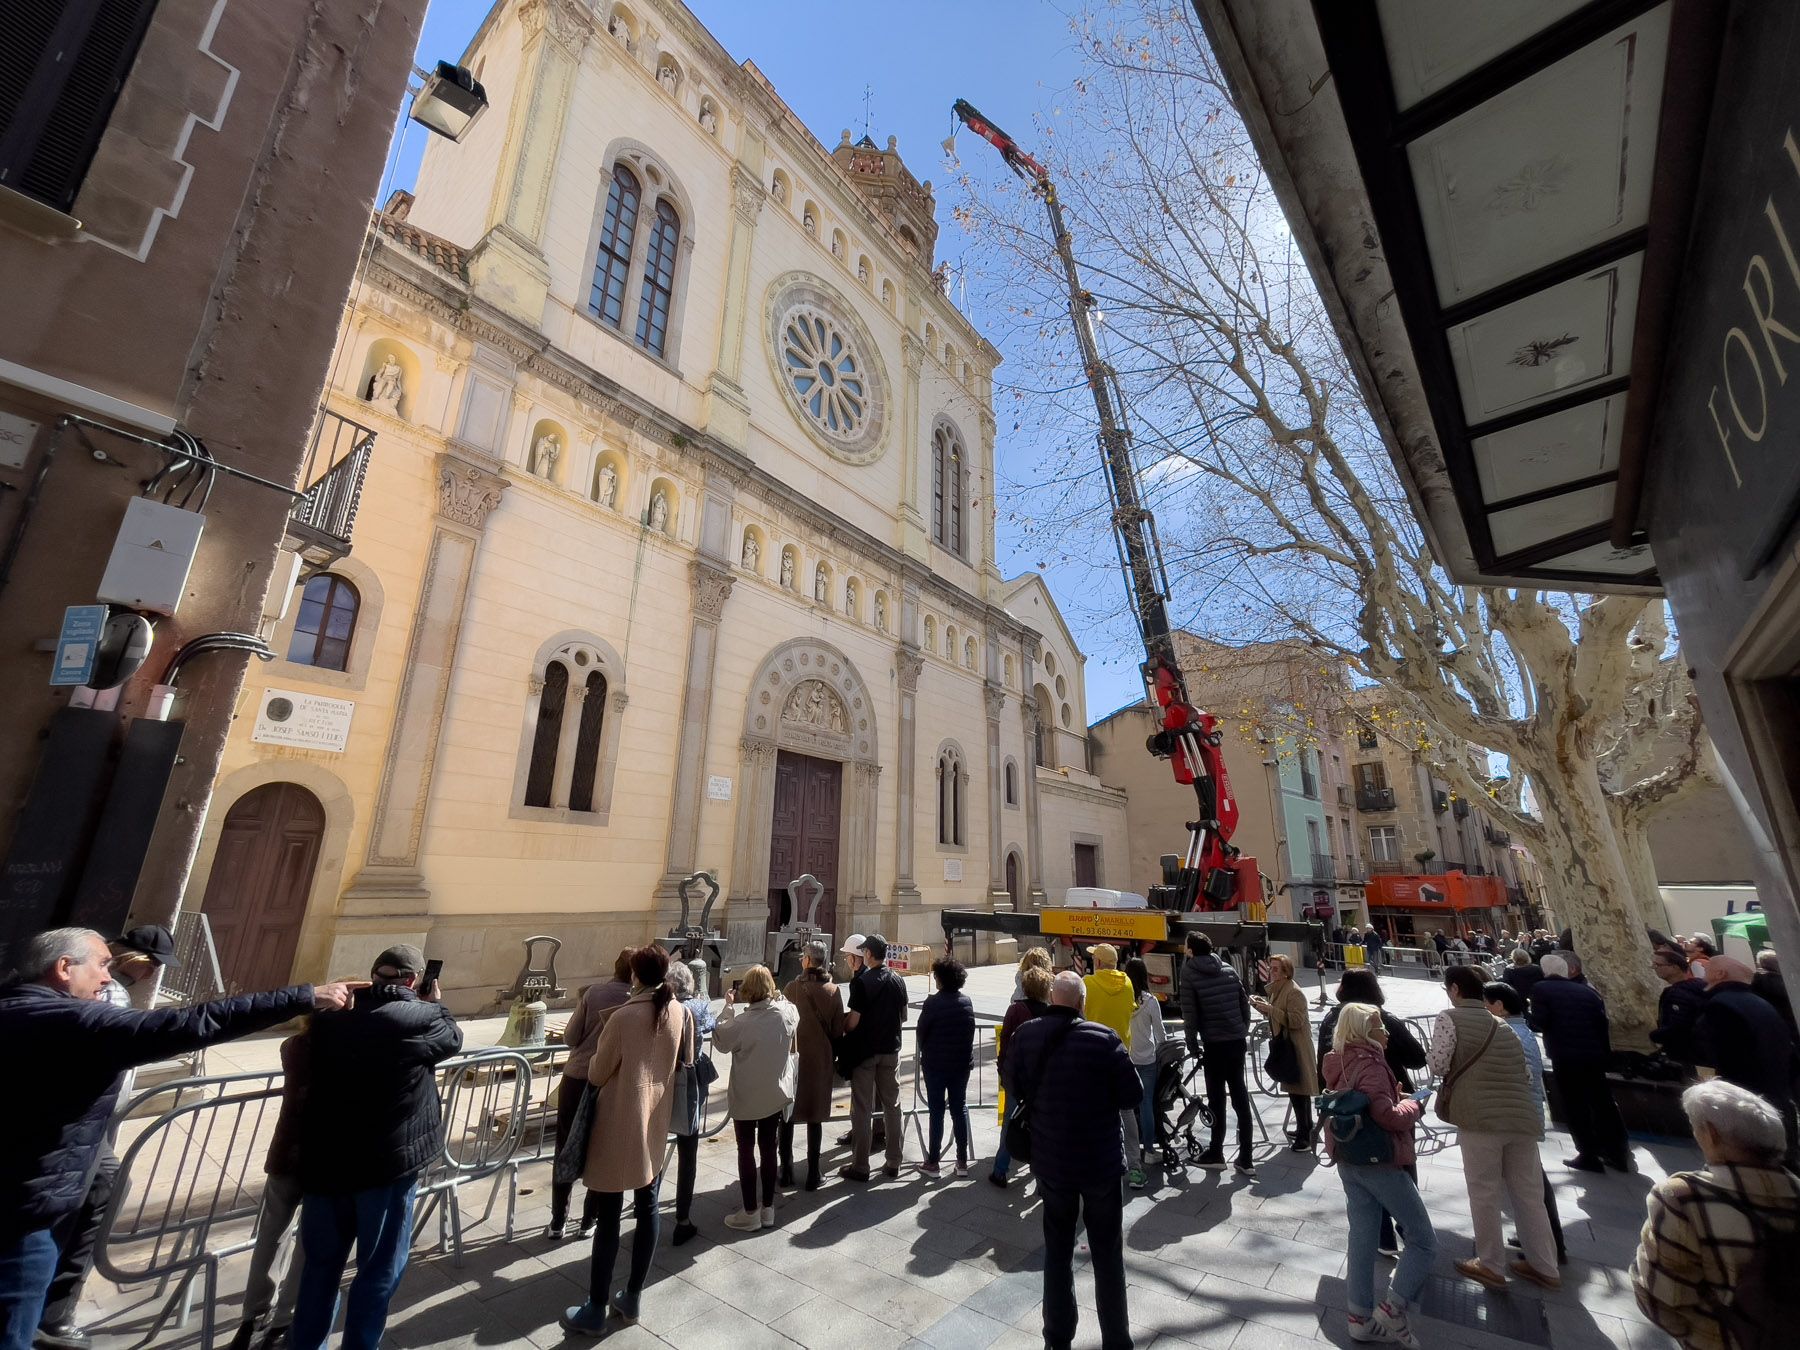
952 98 1244 911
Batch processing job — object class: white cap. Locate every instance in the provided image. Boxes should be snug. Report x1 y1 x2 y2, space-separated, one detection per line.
840 933 866 956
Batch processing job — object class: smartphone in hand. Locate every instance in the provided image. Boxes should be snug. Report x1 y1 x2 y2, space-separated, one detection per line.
1410 1087 1433 1103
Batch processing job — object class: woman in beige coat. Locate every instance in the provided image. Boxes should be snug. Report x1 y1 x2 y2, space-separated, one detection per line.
560 946 689 1339
781 942 846 1190
1252 954 1320 1151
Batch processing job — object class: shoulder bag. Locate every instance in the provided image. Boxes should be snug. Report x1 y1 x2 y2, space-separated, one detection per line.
1434 1016 1497 1122
1002 1016 1079 1164
553 1081 598 1186
1263 988 1301 1084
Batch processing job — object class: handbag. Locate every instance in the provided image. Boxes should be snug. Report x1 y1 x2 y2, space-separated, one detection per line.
553 1082 598 1186
1434 1017 1497 1122
1002 1016 1079 1164
1264 1032 1300 1085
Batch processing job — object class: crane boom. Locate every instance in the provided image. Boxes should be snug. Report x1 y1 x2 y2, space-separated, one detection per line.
953 98 1248 912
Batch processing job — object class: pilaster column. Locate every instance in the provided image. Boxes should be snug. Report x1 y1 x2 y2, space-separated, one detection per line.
1021 694 1048 909
977 406 1003 603
984 682 1009 908
898 326 928 559
728 736 779 913
344 455 507 912
704 162 766 448
849 760 882 910
468 0 591 325
893 646 924 907
655 558 735 910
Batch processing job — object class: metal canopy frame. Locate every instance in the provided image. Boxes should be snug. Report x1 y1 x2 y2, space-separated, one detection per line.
1308 0 1725 590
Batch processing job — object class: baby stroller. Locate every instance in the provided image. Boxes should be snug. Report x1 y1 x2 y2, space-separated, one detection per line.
1151 1039 1211 1167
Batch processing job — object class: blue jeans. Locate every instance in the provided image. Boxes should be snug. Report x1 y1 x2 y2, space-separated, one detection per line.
1135 1064 1159 1153
924 1065 971 1166
0 1228 59 1350
290 1178 417 1350
1339 1164 1437 1316
992 1100 1013 1177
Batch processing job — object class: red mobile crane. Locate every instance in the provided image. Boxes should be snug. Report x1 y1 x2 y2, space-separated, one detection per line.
950 98 1258 916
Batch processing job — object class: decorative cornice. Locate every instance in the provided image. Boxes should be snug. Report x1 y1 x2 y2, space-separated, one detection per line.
518 0 595 49
436 454 508 529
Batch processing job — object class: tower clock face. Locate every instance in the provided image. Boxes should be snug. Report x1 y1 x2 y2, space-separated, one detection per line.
765 273 888 464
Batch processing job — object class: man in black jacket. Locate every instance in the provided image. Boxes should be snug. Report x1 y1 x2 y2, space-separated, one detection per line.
289 945 461 1350
1649 944 1707 1068
1007 971 1141 1350
839 934 908 1181
1693 956 1800 1166
0 927 354 1350
1529 953 1630 1172
1177 934 1255 1173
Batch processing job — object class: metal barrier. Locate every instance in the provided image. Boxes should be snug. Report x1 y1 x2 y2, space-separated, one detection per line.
900 1003 1003 1161
412 1049 534 1266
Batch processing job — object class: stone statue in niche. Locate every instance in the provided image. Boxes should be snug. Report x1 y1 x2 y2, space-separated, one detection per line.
779 551 795 589
874 593 887 631
657 63 679 95
932 261 951 294
831 236 844 260
530 431 560 478
367 355 404 413
784 679 848 734
844 580 856 614
608 13 631 49
814 564 828 603
649 489 670 532
857 258 870 285
771 176 787 204
802 211 817 238
699 104 717 136
595 462 618 508
741 533 759 571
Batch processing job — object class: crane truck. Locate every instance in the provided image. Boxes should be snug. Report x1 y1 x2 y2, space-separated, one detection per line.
937 99 1321 995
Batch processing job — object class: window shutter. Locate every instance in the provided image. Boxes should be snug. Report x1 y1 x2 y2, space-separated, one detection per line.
0 0 161 214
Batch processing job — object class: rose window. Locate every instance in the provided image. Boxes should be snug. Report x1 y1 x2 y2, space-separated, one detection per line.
781 309 866 439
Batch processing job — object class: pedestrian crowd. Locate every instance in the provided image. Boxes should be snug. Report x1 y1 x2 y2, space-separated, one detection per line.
4 922 1799 1350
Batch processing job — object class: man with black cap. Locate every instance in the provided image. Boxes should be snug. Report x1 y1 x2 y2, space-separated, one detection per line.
839 934 908 1181
34 928 181 1349
288 945 461 1350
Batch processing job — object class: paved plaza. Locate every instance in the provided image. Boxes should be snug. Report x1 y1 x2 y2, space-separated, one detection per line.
79 965 1692 1350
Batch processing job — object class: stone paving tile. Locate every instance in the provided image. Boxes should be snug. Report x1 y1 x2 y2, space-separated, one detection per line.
1195 1271 1329 1339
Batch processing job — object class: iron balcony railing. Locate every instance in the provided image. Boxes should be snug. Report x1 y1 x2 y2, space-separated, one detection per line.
1340 856 1368 883
1452 797 1471 820
289 407 375 557
1307 853 1337 885
1356 786 1395 811
1486 824 1512 846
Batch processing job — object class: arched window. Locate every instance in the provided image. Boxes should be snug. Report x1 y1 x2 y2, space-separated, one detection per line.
520 640 621 819
1004 759 1018 807
287 574 359 671
932 422 967 557
525 661 569 808
1034 684 1054 768
635 198 680 357
936 745 966 847
589 163 641 330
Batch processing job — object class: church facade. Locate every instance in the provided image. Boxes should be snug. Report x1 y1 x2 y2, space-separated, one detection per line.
186 0 1128 1006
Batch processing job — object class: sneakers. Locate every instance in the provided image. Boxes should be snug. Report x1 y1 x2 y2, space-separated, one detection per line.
545 1219 569 1241
1455 1257 1508 1289
1348 1302 1418 1348
1509 1258 1562 1291
1376 1242 1401 1259
1234 1161 1257 1177
1126 1168 1147 1189
723 1209 762 1231
577 1217 597 1241
918 1160 942 1177
988 1170 1010 1189
953 1160 972 1177
761 1206 776 1229
1197 1151 1228 1171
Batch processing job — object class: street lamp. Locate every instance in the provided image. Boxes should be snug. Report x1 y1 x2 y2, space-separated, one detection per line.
408 61 488 142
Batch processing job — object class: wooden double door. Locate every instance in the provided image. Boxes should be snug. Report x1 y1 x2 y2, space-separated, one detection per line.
766 751 841 938
199 783 323 993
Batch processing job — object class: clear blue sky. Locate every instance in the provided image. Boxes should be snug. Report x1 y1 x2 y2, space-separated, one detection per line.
387 1 1145 714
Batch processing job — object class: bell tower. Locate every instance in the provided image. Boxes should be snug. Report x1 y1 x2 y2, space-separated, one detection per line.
831 131 938 266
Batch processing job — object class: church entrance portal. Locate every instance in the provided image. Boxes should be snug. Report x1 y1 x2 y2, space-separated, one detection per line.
767 751 841 938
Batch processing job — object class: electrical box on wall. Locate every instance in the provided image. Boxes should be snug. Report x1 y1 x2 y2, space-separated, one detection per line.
96 498 205 617
263 549 303 624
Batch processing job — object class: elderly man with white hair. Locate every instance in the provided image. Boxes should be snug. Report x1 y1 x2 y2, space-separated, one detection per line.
1692 956 1799 1167
1004 970 1143 1350
1528 952 1632 1172
1631 1080 1800 1350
